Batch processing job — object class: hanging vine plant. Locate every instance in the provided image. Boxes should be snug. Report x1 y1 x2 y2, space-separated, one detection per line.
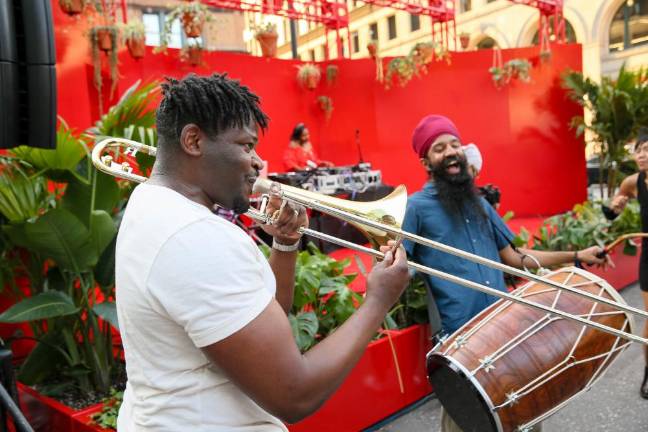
89 25 119 114
59 0 87 16
296 63 322 90
159 1 212 50
317 95 333 121
326 64 339 86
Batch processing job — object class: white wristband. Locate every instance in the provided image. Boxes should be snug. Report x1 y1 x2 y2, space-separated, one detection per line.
272 238 301 252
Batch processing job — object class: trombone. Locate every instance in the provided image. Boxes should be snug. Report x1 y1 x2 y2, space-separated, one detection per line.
92 137 648 346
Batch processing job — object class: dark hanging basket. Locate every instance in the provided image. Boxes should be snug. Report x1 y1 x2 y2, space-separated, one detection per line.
59 0 85 16
182 12 205 38
126 37 146 59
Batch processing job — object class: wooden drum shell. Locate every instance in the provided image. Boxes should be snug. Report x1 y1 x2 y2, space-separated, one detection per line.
427 267 634 432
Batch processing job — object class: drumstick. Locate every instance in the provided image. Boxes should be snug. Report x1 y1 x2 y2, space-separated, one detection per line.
596 233 648 258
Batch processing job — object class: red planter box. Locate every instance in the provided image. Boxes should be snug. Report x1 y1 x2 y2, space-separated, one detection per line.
288 324 432 432
17 383 106 432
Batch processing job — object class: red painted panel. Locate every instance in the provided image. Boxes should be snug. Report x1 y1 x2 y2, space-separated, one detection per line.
52 1 585 218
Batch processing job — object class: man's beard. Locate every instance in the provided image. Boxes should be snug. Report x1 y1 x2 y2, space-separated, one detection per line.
430 156 486 221
232 195 250 215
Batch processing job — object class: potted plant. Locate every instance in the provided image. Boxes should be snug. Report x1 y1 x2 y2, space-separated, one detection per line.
0 82 159 430
317 95 334 121
384 56 415 89
89 25 119 113
59 0 86 16
489 58 531 88
120 20 146 60
367 40 378 58
459 31 470 49
159 1 211 48
563 66 648 197
409 42 435 72
253 22 279 58
296 63 322 90
326 64 339 86
181 40 204 66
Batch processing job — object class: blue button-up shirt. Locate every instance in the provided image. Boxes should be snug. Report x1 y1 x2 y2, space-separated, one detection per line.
402 181 514 335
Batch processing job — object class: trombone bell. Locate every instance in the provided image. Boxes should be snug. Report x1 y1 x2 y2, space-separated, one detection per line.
253 178 407 248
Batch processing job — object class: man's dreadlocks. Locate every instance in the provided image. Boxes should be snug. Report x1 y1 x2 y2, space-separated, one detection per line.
156 73 269 152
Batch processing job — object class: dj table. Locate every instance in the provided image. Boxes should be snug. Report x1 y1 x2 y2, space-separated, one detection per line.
267 163 382 195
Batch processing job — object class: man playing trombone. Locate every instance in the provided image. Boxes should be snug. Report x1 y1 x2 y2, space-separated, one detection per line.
403 114 607 432
114 74 411 431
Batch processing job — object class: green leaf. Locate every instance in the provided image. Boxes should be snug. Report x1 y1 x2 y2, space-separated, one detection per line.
0 291 78 323
61 172 120 225
18 333 67 385
90 210 117 258
95 235 116 289
288 311 318 352
18 209 97 271
93 301 119 331
11 122 86 174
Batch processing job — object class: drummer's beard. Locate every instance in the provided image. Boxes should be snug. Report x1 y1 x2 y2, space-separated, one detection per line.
430 155 486 221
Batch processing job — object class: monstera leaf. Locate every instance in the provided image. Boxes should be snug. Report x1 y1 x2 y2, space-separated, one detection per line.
288 311 318 352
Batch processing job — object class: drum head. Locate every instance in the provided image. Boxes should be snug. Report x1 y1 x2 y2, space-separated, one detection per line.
428 354 499 432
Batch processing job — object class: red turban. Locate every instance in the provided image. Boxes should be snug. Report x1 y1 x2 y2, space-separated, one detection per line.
411 115 461 158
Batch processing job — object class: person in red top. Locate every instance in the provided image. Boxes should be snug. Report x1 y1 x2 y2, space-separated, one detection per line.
283 123 332 171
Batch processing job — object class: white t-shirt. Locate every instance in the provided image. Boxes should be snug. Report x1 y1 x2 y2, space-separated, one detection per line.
115 184 287 432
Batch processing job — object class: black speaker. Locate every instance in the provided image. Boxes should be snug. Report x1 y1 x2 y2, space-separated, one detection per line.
0 0 56 149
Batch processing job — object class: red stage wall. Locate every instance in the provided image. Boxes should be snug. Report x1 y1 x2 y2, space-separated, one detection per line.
53 4 585 218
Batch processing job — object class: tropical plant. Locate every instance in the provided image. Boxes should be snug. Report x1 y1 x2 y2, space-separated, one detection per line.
0 81 160 402
563 65 648 197
385 274 429 330
515 200 641 256
296 63 322 90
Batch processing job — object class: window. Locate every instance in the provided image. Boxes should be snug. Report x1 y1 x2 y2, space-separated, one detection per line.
609 0 648 52
459 0 471 12
410 14 420 32
476 37 497 50
387 15 397 40
369 22 378 42
310 49 316 61
531 18 576 45
352 31 360 53
142 10 201 48
486 0 497 3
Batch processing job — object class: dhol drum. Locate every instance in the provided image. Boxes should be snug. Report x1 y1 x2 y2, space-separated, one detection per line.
427 267 635 432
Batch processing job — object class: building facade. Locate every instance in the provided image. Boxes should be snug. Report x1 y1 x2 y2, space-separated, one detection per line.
248 0 648 79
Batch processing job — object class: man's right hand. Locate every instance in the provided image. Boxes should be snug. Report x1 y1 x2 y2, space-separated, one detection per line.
365 241 410 308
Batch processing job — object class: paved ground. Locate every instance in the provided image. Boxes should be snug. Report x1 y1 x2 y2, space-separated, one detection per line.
371 282 648 432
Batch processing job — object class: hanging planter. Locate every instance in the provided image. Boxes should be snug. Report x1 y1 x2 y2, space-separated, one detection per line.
89 25 119 113
253 22 279 57
120 21 146 60
296 63 322 90
59 0 86 16
410 42 435 70
159 2 211 49
459 32 470 50
326 64 339 86
367 40 378 58
96 28 114 52
182 11 205 38
317 95 333 121
181 42 203 66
